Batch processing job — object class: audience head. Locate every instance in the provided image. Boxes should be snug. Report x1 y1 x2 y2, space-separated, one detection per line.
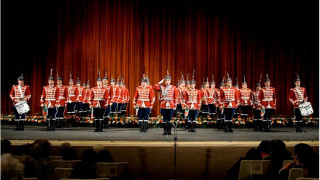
1 154 24 180
81 149 97 164
61 147 78 160
97 150 113 162
1 139 11 154
93 144 104 153
32 139 51 159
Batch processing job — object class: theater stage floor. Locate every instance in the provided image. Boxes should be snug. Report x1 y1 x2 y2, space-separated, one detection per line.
1 125 319 143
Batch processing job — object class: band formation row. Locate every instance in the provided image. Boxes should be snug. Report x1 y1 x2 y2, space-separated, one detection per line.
10 69 310 134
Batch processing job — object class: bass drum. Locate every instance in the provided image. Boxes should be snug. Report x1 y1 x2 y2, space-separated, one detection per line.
299 102 313 116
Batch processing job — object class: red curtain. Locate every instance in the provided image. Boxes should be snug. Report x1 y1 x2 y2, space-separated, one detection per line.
2 0 318 117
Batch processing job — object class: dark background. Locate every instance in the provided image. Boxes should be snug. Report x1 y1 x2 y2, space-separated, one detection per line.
2 0 319 117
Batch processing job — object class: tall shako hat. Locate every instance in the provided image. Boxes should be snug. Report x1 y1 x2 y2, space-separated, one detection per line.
210 74 215 84
103 70 108 80
226 73 232 82
97 70 102 81
294 72 301 82
242 75 247 85
141 74 148 82
69 72 73 82
256 74 262 86
180 73 185 84
204 76 209 85
265 74 270 82
186 73 190 85
190 69 196 84
76 76 81 84
57 71 62 80
17 74 24 81
165 69 172 80
48 69 54 80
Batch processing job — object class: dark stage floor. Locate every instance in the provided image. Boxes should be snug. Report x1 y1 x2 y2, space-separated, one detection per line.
1 125 319 142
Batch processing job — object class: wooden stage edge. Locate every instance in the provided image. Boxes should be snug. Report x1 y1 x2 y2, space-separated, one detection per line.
9 140 319 147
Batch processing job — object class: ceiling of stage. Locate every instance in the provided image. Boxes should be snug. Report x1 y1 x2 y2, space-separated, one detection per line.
1 0 319 117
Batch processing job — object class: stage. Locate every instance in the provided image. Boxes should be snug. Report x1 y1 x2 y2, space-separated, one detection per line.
2 125 319 142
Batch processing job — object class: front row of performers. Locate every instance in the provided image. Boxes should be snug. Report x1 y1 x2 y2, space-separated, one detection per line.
10 70 309 134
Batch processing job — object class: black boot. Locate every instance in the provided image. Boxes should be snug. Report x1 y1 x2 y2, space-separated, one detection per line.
139 121 144 132
224 122 229 133
47 119 51 131
267 121 272 132
167 123 172 135
296 122 300 132
188 122 193 132
100 121 104 132
95 121 99 132
144 121 148 132
228 122 233 133
20 120 24 131
51 120 55 131
163 123 167 135
16 121 20 130
299 122 306 132
192 122 196 132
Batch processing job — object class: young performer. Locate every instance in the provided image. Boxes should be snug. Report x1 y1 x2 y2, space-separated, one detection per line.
239 76 252 121
153 70 178 135
56 72 67 128
133 74 155 132
289 74 308 132
258 74 276 132
40 69 59 131
10 74 31 130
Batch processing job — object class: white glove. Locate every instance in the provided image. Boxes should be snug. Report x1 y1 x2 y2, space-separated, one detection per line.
158 78 165 84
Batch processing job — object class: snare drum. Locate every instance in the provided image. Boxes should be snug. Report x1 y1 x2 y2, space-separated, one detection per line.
15 101 30 114
299 102 313 116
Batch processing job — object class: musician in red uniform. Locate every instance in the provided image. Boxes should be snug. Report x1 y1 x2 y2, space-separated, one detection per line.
110 77 118 115
66 73 79 116
208 75 218 120
121 82 130 117
91 73 109 132
56 73 68 128
239 76 252 121
75 78 85 117
40 69 59 131
10 74 31 130
176 75 186 127
251 82 262 130
153 71 178 135
219 74 239 133
258 74 276 132
289 75 308 132
102 73 111 127
201 78 210 118
183 76 201 132
82 80 91 118
215 79 225 129
133 75 155 132
233 78 240 119
116 78 126 116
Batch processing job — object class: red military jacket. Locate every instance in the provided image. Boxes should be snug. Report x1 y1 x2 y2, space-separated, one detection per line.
110 85 118 104
153 84 178 109
90 86 108 108
215 88 221 107
219 87 240 108
103 84 112 105
66 85 79 103
207 88 218 105
124 87 130 103
200 89 209 105
239 88 252 106
177 87 186 105
76 86 86 102
10 85 31 105
289 87 308 108
258 87 276 109
116 87 125 103
40 85 59 108
251 90 260 109
133 85 155 108
184 88 202 110
56 85 67 107
83 89 92 104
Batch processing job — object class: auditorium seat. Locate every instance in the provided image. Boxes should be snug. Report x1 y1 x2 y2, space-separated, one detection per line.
238 160 272 180
96 162 129 179
283 160 294 167
49 156 62 160
52 160 81 168
53 168 73 180
288 168 303 180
